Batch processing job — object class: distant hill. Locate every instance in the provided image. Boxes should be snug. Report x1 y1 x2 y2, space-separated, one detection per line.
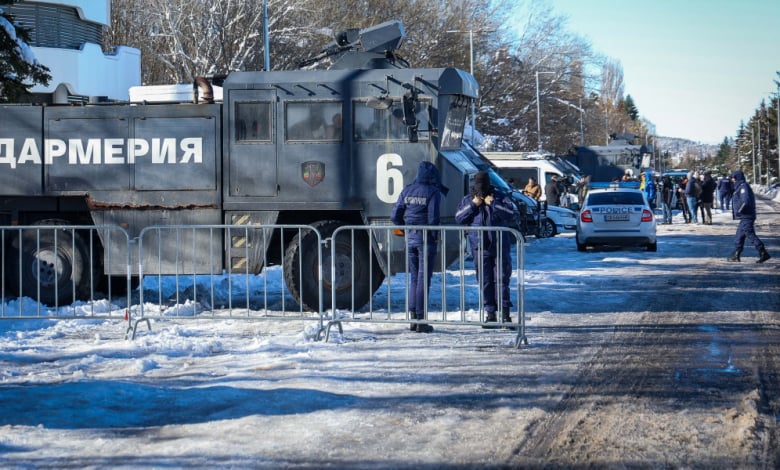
654 135 721 165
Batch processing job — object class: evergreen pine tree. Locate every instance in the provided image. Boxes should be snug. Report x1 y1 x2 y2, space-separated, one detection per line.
623 94 639 121
0 1 51 102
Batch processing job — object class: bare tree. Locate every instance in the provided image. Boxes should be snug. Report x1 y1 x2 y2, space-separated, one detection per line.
108 0 318 84
477 2 598 153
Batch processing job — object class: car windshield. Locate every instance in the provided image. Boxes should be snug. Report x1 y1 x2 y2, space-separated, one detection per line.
663 171 688 185
488 170 514 192
588 192 645 206
511 190 537 207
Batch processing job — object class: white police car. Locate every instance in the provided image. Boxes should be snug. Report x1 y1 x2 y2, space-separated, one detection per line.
576 183 657 252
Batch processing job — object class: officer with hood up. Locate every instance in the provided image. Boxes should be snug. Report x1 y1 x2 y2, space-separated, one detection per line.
455 171 516 328
727 170 771 263
391 161 448 333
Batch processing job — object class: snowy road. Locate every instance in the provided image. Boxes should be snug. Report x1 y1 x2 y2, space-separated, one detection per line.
1 195 779 468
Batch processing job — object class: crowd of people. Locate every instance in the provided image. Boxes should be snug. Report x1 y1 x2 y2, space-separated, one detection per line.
631 169 771 264
645 170 733 226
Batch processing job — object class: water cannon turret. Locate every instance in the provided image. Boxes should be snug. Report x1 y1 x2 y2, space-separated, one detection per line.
298 20 409 70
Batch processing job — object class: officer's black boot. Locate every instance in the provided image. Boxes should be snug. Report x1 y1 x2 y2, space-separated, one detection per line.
727 249 741 262
482 311 499 329
409 313 433 333
409 311 418 331
757 247 771 264
501 307 516 329
415 313 434 333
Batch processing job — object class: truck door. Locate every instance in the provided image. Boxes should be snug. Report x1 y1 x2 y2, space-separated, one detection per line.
228 90 276 196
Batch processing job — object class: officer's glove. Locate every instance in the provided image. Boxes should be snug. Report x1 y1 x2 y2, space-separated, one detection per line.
484 194 494 205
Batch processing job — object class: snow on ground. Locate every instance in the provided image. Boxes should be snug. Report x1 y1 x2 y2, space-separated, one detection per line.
1 198 778 468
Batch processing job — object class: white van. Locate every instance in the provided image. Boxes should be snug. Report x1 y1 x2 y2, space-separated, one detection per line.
483 152 581 208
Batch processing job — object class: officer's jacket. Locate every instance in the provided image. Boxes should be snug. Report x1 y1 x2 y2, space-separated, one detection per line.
391 161 442 244
730 170 756 220
455 187 515 255
717 177 733 194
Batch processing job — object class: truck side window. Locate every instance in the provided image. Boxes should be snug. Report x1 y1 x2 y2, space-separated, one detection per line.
236 102 271 142
354 99 430 141
285 101 342 142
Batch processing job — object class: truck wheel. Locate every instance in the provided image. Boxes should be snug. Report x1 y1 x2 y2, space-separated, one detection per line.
6 221 91 306
537 218 556 238
284 220 384 312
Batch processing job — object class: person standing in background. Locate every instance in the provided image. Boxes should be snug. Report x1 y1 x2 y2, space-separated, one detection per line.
545 175 561 207
699 171 717 225
678 175 692 223
660 175 674 224
717 173 733 212
524 177 542 201
642 171 656 210
684 171 700 224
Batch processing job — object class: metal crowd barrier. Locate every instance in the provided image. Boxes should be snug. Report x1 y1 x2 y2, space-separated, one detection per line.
1 223 527 348
133 224 323 338
0 225 132 321
326 225 527 348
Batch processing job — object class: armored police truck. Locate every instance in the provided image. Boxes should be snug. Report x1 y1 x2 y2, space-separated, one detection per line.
0 21 480 310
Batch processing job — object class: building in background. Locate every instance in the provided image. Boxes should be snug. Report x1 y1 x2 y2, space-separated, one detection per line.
5 0 139 103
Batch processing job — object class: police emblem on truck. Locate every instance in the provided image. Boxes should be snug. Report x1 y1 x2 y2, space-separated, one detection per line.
302 161 325 187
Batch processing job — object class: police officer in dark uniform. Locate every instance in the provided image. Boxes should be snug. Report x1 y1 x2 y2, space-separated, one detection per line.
455 171 516 328
391 161 446 333
717 173 733 212
727 170 771 263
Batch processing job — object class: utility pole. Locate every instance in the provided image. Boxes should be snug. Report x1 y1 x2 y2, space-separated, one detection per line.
758 122 763 185
751 128 756 184
263 0 270 71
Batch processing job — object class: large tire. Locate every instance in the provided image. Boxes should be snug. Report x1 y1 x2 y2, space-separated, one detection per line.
6 221 91 306
284 221 385 312
537 218 556 238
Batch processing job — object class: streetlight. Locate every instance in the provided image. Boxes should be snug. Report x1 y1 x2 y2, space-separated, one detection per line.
446 29 494 143
758 121 763 184
751 128 756 184
776 85 779 184
535 71 554 152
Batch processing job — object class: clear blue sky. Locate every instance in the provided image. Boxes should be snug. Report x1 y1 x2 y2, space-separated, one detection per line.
546 0 780 144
